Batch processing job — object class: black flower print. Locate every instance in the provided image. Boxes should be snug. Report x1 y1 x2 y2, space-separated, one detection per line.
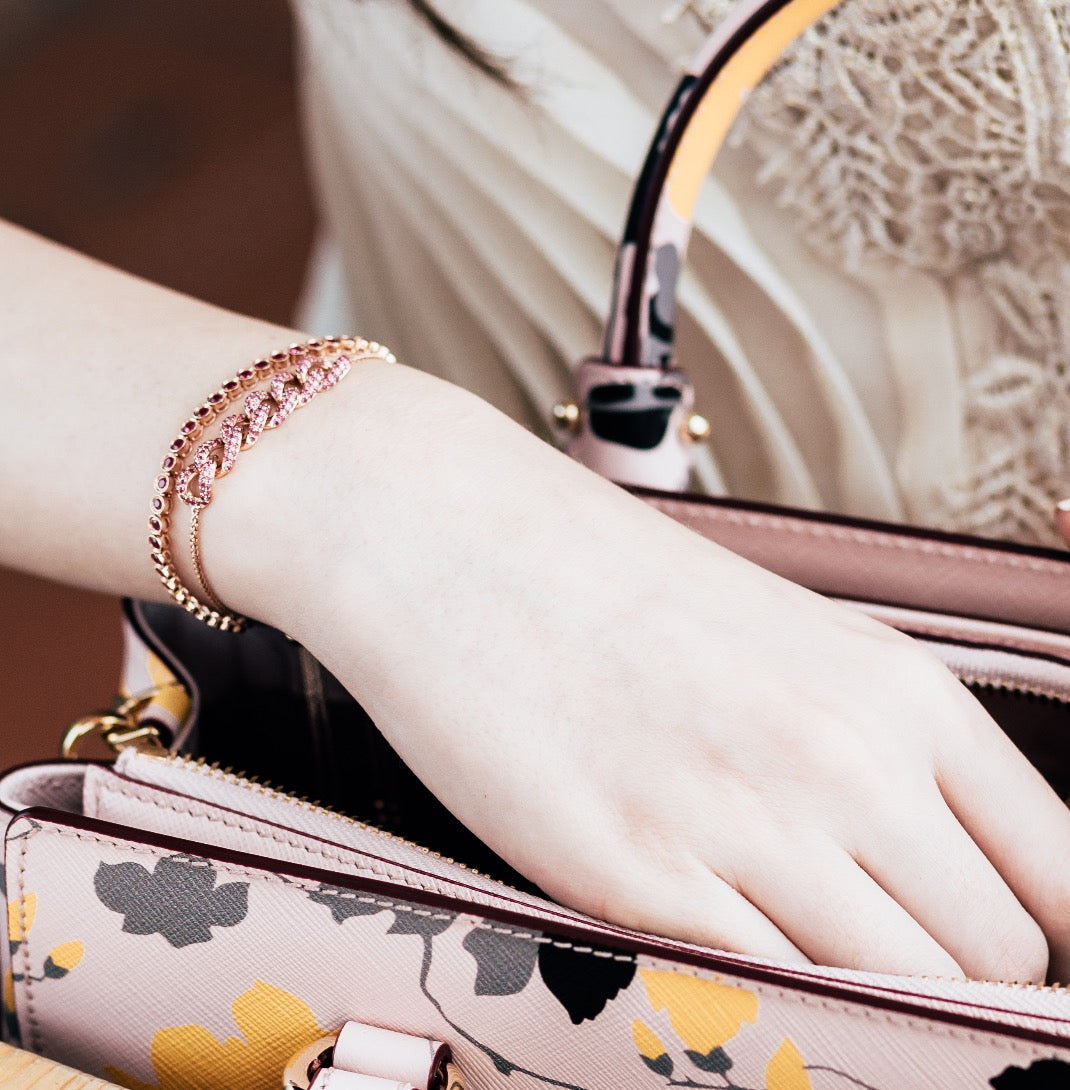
462 925 635 1022
94 855 248 948
536 940 636 1025
991 1058 1070 1088
305 884 454 937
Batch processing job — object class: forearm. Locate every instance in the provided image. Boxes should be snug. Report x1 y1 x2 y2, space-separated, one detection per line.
0 220 304 597
4 231 1067 988
0 220 532 636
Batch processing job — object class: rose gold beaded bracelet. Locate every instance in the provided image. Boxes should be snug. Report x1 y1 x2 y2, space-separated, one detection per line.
150 337 396 633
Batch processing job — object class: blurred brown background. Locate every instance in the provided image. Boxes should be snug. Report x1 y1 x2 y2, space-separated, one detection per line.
0 0 315 765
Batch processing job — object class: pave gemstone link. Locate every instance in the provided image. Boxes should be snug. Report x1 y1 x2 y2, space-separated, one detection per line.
152 338 395 633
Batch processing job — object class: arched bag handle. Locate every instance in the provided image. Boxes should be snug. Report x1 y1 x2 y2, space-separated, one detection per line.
566 0 841 491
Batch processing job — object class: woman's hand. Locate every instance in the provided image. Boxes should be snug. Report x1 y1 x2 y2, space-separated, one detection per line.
4 224 1064 983
214 362 1070 985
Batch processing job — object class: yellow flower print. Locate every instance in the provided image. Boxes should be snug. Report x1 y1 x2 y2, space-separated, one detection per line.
633 1019 673 1078
43 941 84 978
765 1038 811 1090
7 893 36 944
6 890 83 1048
106 980 325 1090
640 969 758 1057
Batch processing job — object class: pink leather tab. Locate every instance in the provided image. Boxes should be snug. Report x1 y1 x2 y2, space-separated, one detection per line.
333 1023 447 1090
568 358 695 490
641 492 1070 633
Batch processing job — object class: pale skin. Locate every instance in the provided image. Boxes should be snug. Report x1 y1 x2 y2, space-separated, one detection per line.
3 220 1070 983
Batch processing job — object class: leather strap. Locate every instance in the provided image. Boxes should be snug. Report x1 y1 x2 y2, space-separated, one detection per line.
569 0 841 489
604 0 840 369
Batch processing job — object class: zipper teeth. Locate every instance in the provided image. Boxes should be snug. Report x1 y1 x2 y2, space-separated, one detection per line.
910 973 1070 995
960 674 1070 705
155 751 519 892
154 753 1070 996
150 672 1070 998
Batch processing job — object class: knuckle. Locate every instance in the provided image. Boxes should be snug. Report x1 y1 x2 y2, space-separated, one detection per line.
871 639 985 748
881 639 958 698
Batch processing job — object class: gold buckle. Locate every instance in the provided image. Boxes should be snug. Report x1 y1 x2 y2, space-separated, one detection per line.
61 689 175 759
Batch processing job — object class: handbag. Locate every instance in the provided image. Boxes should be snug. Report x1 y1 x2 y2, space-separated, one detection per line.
6 2 1070 1088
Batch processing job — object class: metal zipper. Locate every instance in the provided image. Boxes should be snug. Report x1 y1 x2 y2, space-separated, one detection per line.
65 676 1070 997
146 753 1070 998
962 675 1070 705
149 749 516 891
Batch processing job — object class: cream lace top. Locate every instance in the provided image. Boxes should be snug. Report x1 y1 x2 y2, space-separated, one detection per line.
291 0 1070 546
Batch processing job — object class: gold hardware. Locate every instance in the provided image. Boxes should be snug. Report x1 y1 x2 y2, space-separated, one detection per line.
61 689 174 760
283 1036 337 1090
686 413 711 441
552 401 581 431
440 1062 466 1090
283 1034 466 1090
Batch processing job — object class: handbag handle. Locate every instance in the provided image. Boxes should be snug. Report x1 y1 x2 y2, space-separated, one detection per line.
565 0 841 491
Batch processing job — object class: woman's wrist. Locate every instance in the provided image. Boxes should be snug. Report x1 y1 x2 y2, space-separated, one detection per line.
152 337 394 631
0 220 309 600
195 357 505 642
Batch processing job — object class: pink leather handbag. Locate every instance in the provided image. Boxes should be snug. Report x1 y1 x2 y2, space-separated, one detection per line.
5 3 1070 1089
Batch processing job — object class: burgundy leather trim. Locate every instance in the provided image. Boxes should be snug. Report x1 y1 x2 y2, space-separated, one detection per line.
15 807 1070 1049
97 764 642 935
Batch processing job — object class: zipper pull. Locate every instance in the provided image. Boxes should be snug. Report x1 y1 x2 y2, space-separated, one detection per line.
285 1023 464 1090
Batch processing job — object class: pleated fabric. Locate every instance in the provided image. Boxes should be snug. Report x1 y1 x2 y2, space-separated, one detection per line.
291 0 917 520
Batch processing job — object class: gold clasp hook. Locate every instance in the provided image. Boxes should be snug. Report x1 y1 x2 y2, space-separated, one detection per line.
61 689 174 759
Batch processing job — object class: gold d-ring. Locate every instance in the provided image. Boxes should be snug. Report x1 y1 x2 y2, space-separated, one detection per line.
61 689 176 759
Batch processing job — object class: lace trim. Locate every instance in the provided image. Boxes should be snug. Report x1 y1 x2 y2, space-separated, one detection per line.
670 0 1070 545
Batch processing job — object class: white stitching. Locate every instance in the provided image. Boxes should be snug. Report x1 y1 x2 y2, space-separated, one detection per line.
92 779 400 881
13 819 1070 1054
89 778 541 915
14 833 41 1054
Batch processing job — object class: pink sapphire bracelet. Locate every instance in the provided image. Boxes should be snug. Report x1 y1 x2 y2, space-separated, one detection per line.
151 337 395 632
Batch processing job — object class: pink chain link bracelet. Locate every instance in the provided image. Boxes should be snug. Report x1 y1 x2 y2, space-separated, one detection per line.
150 337 396 632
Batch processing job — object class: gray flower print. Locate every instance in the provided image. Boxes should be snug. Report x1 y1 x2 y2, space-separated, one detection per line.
305 884 453 938
94 855 249 948
462 927 539 996
307 883 387 924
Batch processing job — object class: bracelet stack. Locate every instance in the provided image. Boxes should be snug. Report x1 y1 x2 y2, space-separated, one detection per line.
150 337 395 633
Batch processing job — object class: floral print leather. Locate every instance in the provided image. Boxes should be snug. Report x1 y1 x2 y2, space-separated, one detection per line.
4 755 1070 1090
